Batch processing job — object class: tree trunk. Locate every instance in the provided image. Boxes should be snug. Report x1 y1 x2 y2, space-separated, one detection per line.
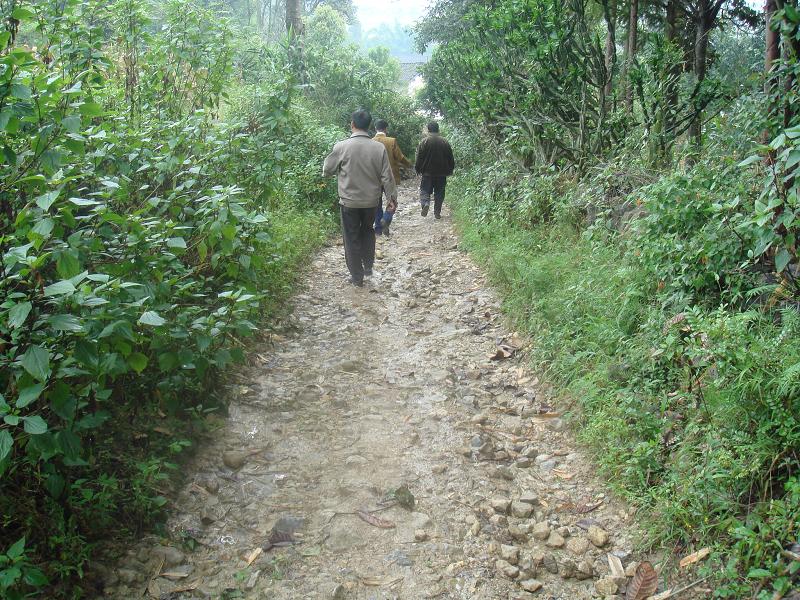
765 0 780 95
624 0 638 112
286 0 302 36
688 0 710 147
664 0 679 132
603 0 617 102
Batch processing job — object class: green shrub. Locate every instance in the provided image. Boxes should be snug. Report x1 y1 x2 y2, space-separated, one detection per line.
449 117 800 595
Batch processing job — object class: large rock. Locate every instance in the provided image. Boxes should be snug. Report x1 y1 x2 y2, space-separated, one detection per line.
222 451 247 470
152 546 185 568
566 536 590 556
519 579 543 593
595 577 619 596
587 525 609 547
496 559 520 580
490 497 511 514
545 531 565 548
508 523 529 542
511 501 534 518
531 522 551 541
500 545 520 565
575 560 594 580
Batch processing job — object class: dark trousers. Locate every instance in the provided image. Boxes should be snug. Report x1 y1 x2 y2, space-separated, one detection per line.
420 175 447 215
340 205 376 283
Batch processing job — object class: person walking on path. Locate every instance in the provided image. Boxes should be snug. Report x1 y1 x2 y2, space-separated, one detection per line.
415 121 455 219
372 119 411 236
323 109 397 287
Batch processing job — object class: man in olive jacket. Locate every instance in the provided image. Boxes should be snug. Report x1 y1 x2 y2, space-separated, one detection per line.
372 119 411 236
323 109 396 287
415 121 455 218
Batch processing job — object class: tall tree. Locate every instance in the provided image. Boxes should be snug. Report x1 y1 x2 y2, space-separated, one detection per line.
624 0 639 111
286 0 302 34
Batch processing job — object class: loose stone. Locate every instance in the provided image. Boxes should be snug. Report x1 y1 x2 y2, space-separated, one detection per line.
595 576 619 596
511 501 534 518
588 525 610 547
575 560 594 580
519 579 543 593
531 522 551 541
491 497 512 514
496 559 520 580
566 536 589 556
500 544 520 565
545 531 565 548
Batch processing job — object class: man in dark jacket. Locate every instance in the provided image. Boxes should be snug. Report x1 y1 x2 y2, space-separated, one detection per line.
414 121 455 219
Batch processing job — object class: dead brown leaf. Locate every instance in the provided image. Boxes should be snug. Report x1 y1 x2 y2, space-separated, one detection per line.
356 510 396 529
532 412 561 424
360 575 403 587
626 561 658 600
246 547 263 566
490 344 515 360
679 547 711 568
552 468 575 480
160 570 190 580
575 500 603 514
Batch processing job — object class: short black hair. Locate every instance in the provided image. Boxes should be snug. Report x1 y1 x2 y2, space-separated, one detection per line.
427 121 440 133
352 109 372 131
375 119 388 131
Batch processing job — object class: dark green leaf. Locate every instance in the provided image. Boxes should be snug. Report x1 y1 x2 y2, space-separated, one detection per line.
20 345 51 381
79 101 103 117
43 280 76 296
8 302 32 329
776 249 791 273
47 314 83 332
22 415 48 435
16 384 44 409
0 430 12 462
128 352 148 373
35 191 59 211
138 311 166 326
6 537 25 560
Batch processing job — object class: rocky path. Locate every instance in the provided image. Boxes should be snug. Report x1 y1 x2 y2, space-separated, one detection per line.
102 181 652 600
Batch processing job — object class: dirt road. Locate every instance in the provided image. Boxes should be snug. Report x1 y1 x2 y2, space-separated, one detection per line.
103 181 648 599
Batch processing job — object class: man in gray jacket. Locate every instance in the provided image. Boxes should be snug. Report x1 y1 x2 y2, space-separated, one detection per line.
323 109 397 287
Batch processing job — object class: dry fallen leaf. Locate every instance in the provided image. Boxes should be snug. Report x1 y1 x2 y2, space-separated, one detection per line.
360 575 403 587
160 570 190 579
626 561 659 600
246 547 263 566
552 468 575 480
532 412 561 424
490 344 515 360
575 500 603 514
679 547 711 568
608 553 625 578
356 509 396 529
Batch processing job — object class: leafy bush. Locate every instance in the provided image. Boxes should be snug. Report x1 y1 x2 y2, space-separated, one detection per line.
0 1 341 595
448 106 800 595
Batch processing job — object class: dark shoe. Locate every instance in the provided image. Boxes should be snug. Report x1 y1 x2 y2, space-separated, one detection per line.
421 204 429 217
364 269 373 277
383 225 390 237
434 213 442 219
350 278 364 287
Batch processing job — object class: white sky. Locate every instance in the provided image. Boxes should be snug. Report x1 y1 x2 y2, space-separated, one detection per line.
353 0 430 30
